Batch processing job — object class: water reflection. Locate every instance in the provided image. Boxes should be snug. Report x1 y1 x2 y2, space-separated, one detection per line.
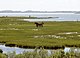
0 44 34 54
0 44 80 54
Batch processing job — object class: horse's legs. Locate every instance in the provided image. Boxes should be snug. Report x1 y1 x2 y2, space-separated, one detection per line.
36 24 38 27
39 24 43 27
37 24 38 27
42 24 43 27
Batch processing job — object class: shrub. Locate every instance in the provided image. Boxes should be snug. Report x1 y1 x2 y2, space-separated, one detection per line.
0 49 3 53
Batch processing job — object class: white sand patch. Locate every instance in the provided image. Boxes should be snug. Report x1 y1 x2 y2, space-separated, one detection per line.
34 35 66 39
69 36 74 37
77 35 80 37
34 36 39 38
32 29 39 31
9 23 18 25
58 32 78 35
52 35 60 38
0 28 24 30
9 24 12 25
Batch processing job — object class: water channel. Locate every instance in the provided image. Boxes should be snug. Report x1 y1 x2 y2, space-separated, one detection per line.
0 44 80 54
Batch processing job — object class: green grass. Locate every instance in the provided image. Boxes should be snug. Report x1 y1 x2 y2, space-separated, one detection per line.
0 17 80 49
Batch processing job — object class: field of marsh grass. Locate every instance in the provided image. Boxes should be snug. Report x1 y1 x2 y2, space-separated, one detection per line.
0 17 80 49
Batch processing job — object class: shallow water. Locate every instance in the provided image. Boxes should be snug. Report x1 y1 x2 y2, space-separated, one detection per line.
0 13 80 21
0 44 79 54
0 44 34 54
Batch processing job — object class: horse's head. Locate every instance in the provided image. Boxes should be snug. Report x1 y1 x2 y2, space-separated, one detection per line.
35 22 38 24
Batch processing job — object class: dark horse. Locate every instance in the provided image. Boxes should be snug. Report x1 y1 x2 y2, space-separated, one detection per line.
35 22 44 27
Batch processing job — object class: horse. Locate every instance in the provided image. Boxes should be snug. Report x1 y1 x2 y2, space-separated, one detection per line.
35 22 44 27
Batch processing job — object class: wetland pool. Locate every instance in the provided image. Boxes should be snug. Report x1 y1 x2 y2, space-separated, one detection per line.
0 44 79 54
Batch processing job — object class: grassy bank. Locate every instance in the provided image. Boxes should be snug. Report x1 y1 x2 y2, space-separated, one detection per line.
0 17 80 49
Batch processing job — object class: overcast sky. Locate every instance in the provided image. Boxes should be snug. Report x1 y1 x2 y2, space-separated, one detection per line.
0 0 80 11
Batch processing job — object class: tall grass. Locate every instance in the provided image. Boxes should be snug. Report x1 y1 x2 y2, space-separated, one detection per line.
0 17 80 49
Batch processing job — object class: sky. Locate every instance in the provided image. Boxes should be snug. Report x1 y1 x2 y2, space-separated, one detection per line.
0 0 80 11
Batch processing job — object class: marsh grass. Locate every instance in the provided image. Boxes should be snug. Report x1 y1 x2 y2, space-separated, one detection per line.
0 17 80 49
